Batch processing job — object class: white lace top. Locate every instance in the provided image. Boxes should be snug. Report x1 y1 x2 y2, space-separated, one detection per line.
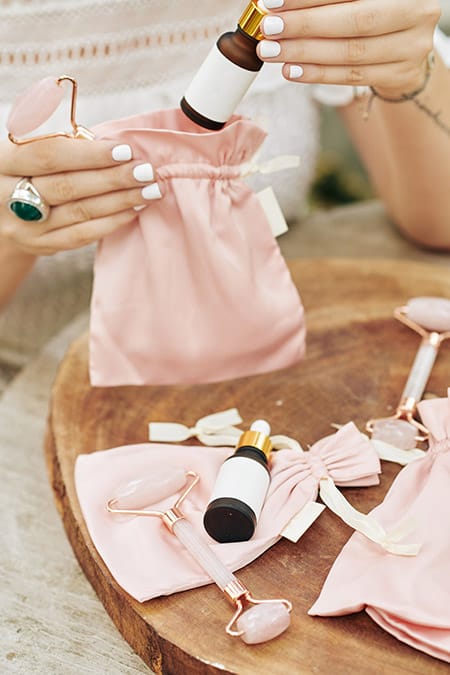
0 1 448 365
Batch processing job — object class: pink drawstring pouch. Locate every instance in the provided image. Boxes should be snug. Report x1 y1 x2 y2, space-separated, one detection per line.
309 390 450 664
89 108 305 386
74 422 383 602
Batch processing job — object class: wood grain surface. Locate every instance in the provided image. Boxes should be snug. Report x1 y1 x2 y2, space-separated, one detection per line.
45 258 450 675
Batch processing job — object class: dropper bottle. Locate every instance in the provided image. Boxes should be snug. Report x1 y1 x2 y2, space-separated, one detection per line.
180 1 266 130
203 419 272 543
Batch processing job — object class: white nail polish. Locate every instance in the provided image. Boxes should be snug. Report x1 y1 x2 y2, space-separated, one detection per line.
259 40 281 59
133 204 147 212
263 16 284 36
141 183 162 200
262 0 284 8
112 144 133 161
289 65 304 79
133 163 155 182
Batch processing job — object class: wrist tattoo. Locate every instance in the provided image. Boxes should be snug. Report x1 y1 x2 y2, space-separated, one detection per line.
364 51 450 138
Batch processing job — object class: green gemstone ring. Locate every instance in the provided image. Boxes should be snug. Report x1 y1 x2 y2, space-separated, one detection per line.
8 177 50 223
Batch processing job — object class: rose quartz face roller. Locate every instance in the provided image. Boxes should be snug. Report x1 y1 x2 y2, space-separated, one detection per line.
366 297 450 448
107 467 292 644
7 75 94 144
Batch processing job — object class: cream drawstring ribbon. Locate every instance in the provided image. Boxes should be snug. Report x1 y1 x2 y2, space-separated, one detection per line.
240 154 300 178
149 408 244 447
370 439 426 465
149 409 303 452
318 477 421 556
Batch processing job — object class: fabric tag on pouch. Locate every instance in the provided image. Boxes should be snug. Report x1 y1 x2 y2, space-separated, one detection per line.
280 501 326 543
256 186 289 238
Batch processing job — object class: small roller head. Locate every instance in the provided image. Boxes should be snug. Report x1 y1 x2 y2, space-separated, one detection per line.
7 77 65 137
112 466 187 510
406 297 450 333
236 602 291 644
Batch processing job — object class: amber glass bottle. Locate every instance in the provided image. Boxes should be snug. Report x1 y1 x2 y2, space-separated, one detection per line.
180 1 266 130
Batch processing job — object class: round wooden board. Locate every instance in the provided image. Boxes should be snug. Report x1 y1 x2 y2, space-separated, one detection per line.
45 258 450 675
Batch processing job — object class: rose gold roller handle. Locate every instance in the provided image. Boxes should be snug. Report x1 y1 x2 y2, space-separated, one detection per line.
397 333 441 414
171 518 236 590
366 297 450 447
107 469 292 643
394 299 450 420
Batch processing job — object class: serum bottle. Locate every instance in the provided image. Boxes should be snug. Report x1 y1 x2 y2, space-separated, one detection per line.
203 419 272 543
180 1 266 130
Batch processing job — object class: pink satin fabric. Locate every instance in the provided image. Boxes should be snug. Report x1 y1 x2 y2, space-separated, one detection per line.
89 108 305 386
309 390 450 663
74 422 380 602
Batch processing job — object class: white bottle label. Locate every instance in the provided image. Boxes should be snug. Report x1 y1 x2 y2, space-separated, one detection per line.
184 44 259 124
209 456 270 519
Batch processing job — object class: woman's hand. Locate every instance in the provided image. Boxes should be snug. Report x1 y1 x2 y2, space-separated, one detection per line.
0 137 161 256
258 0 441 98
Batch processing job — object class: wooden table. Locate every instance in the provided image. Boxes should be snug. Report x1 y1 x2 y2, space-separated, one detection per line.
45 257 450 675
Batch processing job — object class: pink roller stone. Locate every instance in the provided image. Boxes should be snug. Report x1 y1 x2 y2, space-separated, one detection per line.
7 76 65 136
113 466 187 509
236 602 291 644
371 418 418 450
407 297 450 333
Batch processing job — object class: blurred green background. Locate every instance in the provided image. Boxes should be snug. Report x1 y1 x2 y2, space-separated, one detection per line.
311 8 450 209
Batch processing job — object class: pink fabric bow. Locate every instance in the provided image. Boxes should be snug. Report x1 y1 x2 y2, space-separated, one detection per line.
309 390 450 664
74 422 380 602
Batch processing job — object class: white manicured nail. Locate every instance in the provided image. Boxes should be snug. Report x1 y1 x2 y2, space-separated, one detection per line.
259 40 281 58
133 163 154 182
133 204 147 212
289 65 304 79
141 183 162 200
261 0 284 8
112 144 133 161
263 16 284 36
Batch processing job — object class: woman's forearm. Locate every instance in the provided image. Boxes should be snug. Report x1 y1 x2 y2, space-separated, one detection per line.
340 52 450 250
0 234 36 308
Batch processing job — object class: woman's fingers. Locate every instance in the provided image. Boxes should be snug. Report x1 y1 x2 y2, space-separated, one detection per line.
0 136 133 177
260 0 440 39
14 209 140 256
260 32 414 67
0 175 162 255
262 0 354 8
46 185 160 231
2 182 159 234
282 61 413 88
26 161 158 206
0 181 161 255
257 0 440 93
259 2 420 41
0 130 164 257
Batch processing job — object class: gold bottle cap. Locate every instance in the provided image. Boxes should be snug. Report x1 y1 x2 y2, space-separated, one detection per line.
238 429 272 457
238 1 266 40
